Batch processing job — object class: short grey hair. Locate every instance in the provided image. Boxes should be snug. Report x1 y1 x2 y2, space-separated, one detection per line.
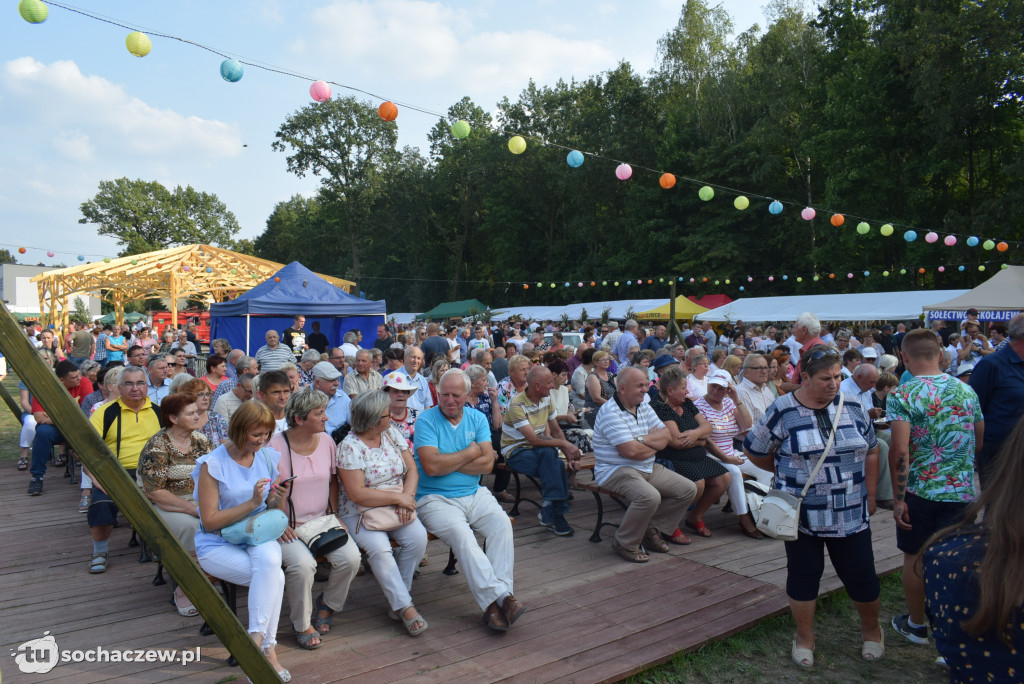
146 353 167 370
168 373 194 394
1009 312 1024 341
343 331 358 344
439 368 471 394
356 348 371 360
211 338 232 354
795 312 821 336
285 387 330 428
235 355 255 373
471 349 491 364
624 319 638 330
119 366 146 386
741 353 764 370
79 360 100 376
349 390 391 433
466 364 489 384
692 354 709 366
104 365 125 387
300 349 322 363
277 362 299 375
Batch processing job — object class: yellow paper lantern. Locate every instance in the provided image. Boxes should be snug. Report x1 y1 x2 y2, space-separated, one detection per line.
126 32 152 57
508 136 526 154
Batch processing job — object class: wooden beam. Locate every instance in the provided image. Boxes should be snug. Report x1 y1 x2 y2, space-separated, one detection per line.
0 301 278 682
0 380 22 422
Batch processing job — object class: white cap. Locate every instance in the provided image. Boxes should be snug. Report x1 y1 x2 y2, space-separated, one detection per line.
860 347 878 359
383 372 417 392
707 371 732 388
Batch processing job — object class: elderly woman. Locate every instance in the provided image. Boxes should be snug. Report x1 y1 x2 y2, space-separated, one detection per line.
766 356 781 397
744 347 882 668
137 393 213 617
497 354 530 412
584 351 616 429
277 362 302 393
721 355 743 386
546 359 593 455
651 367 731 540
685 354 711 400
337 391 429 636
427 356 450 407
298 350 321 387
270 388 360 650
369 348 383 373
193 401 290 681
694 371 771 539
202 354 228 393
80 360 101 387
171 376 230 446
383 373 419 449
570 347 595 411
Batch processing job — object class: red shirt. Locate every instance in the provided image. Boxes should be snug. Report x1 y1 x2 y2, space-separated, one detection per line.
31 377 94 413
793 336 826 381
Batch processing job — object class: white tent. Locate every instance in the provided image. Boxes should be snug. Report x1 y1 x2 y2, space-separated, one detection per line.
387 312 420 325
922 266 1024 322
694 290 968 323
491 299 669 322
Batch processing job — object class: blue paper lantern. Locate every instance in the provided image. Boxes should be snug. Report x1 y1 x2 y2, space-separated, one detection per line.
220 59 244 82
904 230 918 242
864 271 870 276
782 275 788 280
739 286 744 291
77 255 85 261
566 150 584 168
206 267 213 273
958 265 965 271
966 236 979 247
768 200 783 215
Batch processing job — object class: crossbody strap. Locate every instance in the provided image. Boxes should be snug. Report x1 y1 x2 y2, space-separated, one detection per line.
281 433 296 529
798 393 845 500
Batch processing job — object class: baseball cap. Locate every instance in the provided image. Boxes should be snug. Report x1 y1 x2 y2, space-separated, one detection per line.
707 371 732 388
966 308 979 316
860 347 878 359
382 373 417 392
312 361 341 380
652 355 679 371
880 324 894 331
956 361 975 376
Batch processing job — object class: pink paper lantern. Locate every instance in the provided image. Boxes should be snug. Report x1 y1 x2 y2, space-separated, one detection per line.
747 276 753 282
847 273 854 278
615 163 632 181
938 266 946 272
944 235 957 246
801 207 816 221
310 80 332 102
46 250 54 257
925 231 939 243
768 276 774 282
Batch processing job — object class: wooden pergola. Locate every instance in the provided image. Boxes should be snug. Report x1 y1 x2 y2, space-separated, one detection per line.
31 244 355 331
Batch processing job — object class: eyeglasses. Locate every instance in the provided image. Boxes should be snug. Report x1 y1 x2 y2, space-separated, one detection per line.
123 381 148 388
197 391 212 398
380 412 392 420
748 366 769 371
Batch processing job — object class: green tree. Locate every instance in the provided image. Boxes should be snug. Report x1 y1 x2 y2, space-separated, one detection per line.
79 178 241 256
0 249 16 265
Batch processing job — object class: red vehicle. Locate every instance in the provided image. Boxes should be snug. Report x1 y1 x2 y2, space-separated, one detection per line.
151 310 211 344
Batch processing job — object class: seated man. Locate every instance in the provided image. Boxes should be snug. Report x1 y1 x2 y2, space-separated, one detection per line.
27 360 95 496
213 372 254 420
413 369 522 632
592 367 698 562
86 366 162 573
253 370 292 434
500 366 581 536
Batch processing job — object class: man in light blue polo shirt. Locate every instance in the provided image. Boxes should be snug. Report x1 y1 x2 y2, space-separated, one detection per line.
385 345 433 411
413 368 521 633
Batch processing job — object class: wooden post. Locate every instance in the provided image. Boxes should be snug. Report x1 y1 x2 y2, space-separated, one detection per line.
667 280 680 344
0 380 22 421
0 301 278 682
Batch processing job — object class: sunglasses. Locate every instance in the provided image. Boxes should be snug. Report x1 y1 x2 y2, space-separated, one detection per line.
808 349 839 360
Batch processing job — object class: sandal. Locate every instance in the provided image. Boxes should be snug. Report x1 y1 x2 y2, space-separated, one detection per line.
494 491 515 503
88 552 108 574
173 588 199 617
739 518 765 539
294 628 322 650
862 631 885 661
643 528 671 553
791 638 814 668
662 528 692 545
611 539 649 563
389 604 428 636
311 594 334 634
17 456 28 471
684 519 712 538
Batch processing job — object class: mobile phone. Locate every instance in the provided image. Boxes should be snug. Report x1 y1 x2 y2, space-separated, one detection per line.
277 475 297 486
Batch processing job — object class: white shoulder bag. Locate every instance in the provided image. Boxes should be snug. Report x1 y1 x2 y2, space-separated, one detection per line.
756 393 844 541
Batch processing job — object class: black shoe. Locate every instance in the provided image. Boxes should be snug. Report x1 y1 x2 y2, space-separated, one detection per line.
891 614 929 645
28 479 43 496
552 514 574 537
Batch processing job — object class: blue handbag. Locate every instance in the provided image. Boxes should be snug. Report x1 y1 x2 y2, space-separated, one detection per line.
216 449 287 546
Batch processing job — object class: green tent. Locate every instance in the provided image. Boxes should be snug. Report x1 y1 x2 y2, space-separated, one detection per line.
99 311 148 325
416 299 490 321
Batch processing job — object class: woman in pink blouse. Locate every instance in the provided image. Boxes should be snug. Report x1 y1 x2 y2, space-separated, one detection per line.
271 387 361 650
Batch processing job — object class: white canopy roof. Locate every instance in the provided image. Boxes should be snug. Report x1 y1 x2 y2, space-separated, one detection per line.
387 312 420 325
922 266 1024 322
491 299 668 322
694 290 968 323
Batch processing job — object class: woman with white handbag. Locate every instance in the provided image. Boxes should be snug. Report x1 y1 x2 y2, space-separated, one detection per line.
743 346 884 669
270 387 360 650
337 390 430 636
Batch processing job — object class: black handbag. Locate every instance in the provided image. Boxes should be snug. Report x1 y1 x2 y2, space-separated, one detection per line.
283 433 349 557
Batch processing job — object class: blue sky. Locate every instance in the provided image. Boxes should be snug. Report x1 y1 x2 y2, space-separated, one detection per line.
2 0 773 263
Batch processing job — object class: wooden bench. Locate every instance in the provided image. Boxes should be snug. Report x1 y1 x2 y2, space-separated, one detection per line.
577 480 629 543
495 452 595 517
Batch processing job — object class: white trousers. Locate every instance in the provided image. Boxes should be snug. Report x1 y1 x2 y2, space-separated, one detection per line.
19 414 35 449
280 536 360 631
712 454 773 516
342 515 428 613
198 542 284 648
417 487 514 612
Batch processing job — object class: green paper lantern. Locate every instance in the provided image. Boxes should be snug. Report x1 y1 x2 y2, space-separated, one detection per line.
550 283 555 288
1001 263 1008 269
614 281 619 287
698 186 714 201
103 257 111 263
880 224 894 237
979 265 986 271
659 277 664 283
856 222 870 235
130 259 138 265
900 268 907 274
451 120 471 139
813 275 819 281
983 239 995 250
724 279 730 285
883 270 890 276
508 136 526 154
126 31 152 57
734 196 749 210
19 0 48 23
796 276 802 283
714 280 720 285
602 281 607 286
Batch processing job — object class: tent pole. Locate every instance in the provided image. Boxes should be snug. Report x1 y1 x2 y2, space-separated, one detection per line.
668 281 680 344
245 314 250 355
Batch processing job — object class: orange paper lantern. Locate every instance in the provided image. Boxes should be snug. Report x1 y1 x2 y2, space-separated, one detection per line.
659 173 676 189
829 273 836 279
830 214 845 227
919 268 926 273
997 241 1009 252
378 101 398 122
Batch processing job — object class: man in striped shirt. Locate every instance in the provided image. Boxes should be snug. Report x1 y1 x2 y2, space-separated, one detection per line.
255 330 295 371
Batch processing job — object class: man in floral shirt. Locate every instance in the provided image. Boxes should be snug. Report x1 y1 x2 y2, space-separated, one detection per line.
886 329 984 646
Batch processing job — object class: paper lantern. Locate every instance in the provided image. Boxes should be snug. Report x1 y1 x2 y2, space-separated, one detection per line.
536 282 542 287
206 267 213 273
659 173 676 190
739 286 744 291
590 281 595 286
734 196 749 210
567 150 584 168
523 284 529 289
925 231 939 243
156 263 162 268
577 282 583 287
725 279 730 284
103 257 111 263
782 275 788 280
274 276 281 282
900 268 907 274
983 239 995 250
451 120 471 139
769 200 783 215
17 247 26 254
864 271 870 276
747 276 753 282
941 235 957 247
813 275 820 281
131 260 138 265
938 266 945 272
883 270 889 276
796 277 802 283
979 265 986 271
690 278 695 283
918 268 926 274
1001 263 1009 269
602 281 607 286
126 32 152 57
768 276 774 282
698 186 714 201
829 273 836 279
231 269 237 274
714 280 720 285
801 207 816 221
659 277 664 283
378 101 398 122
880 224 894 236
77 255 85 261
310 80 331 102
19 0 47 23
508 136 526 154
647 279 653 284
220 59 243 82
830 213 844 227
615 164 632 181
856 223 870 235
46 250 54 257
182 265 190 272
614 282 619 287
904 230 918 242
997 241 1009 252
549 283 555 288
967 236 979 247
958 265 965 271
702 277 708 283
564 282 570 288
847 273 854 279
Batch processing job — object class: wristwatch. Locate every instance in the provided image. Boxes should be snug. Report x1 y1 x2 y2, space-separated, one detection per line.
635 435 646 445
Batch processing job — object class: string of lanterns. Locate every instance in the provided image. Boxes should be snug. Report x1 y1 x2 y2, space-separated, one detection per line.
17 0 1023 260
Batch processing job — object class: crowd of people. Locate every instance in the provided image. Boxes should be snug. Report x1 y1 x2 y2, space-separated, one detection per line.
11 307 1022 680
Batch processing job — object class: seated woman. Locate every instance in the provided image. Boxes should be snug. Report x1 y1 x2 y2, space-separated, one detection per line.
337 391 429 636
686 354 711 400
584 351 616 429
137 393 214 617
171 376 230 446
270 387 360 650
277 362 302 393
721 355 743 386
463 365 512 503
546 358 593 455
694 371 772 539
651 367 731 540
426 356 450 407
383 348 404 374
202 354 227 393
770 348 793 395
192 401 291 681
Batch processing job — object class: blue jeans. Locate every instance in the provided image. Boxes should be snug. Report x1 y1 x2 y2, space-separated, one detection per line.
505 446 569 515
31 423 65 479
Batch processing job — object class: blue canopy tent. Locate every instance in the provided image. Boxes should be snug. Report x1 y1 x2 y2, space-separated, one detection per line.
209 262 386 355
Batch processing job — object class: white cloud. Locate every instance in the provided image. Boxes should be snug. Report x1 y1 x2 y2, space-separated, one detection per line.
52 130 94 162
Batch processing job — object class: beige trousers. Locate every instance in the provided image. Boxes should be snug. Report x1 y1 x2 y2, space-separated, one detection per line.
602 463 697 550
280 536 361 632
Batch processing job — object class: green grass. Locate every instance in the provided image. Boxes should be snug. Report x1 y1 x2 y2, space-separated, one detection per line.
628 573 946 683
1 373 23 464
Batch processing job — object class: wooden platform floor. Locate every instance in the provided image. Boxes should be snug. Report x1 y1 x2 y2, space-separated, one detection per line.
0 464 902 683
